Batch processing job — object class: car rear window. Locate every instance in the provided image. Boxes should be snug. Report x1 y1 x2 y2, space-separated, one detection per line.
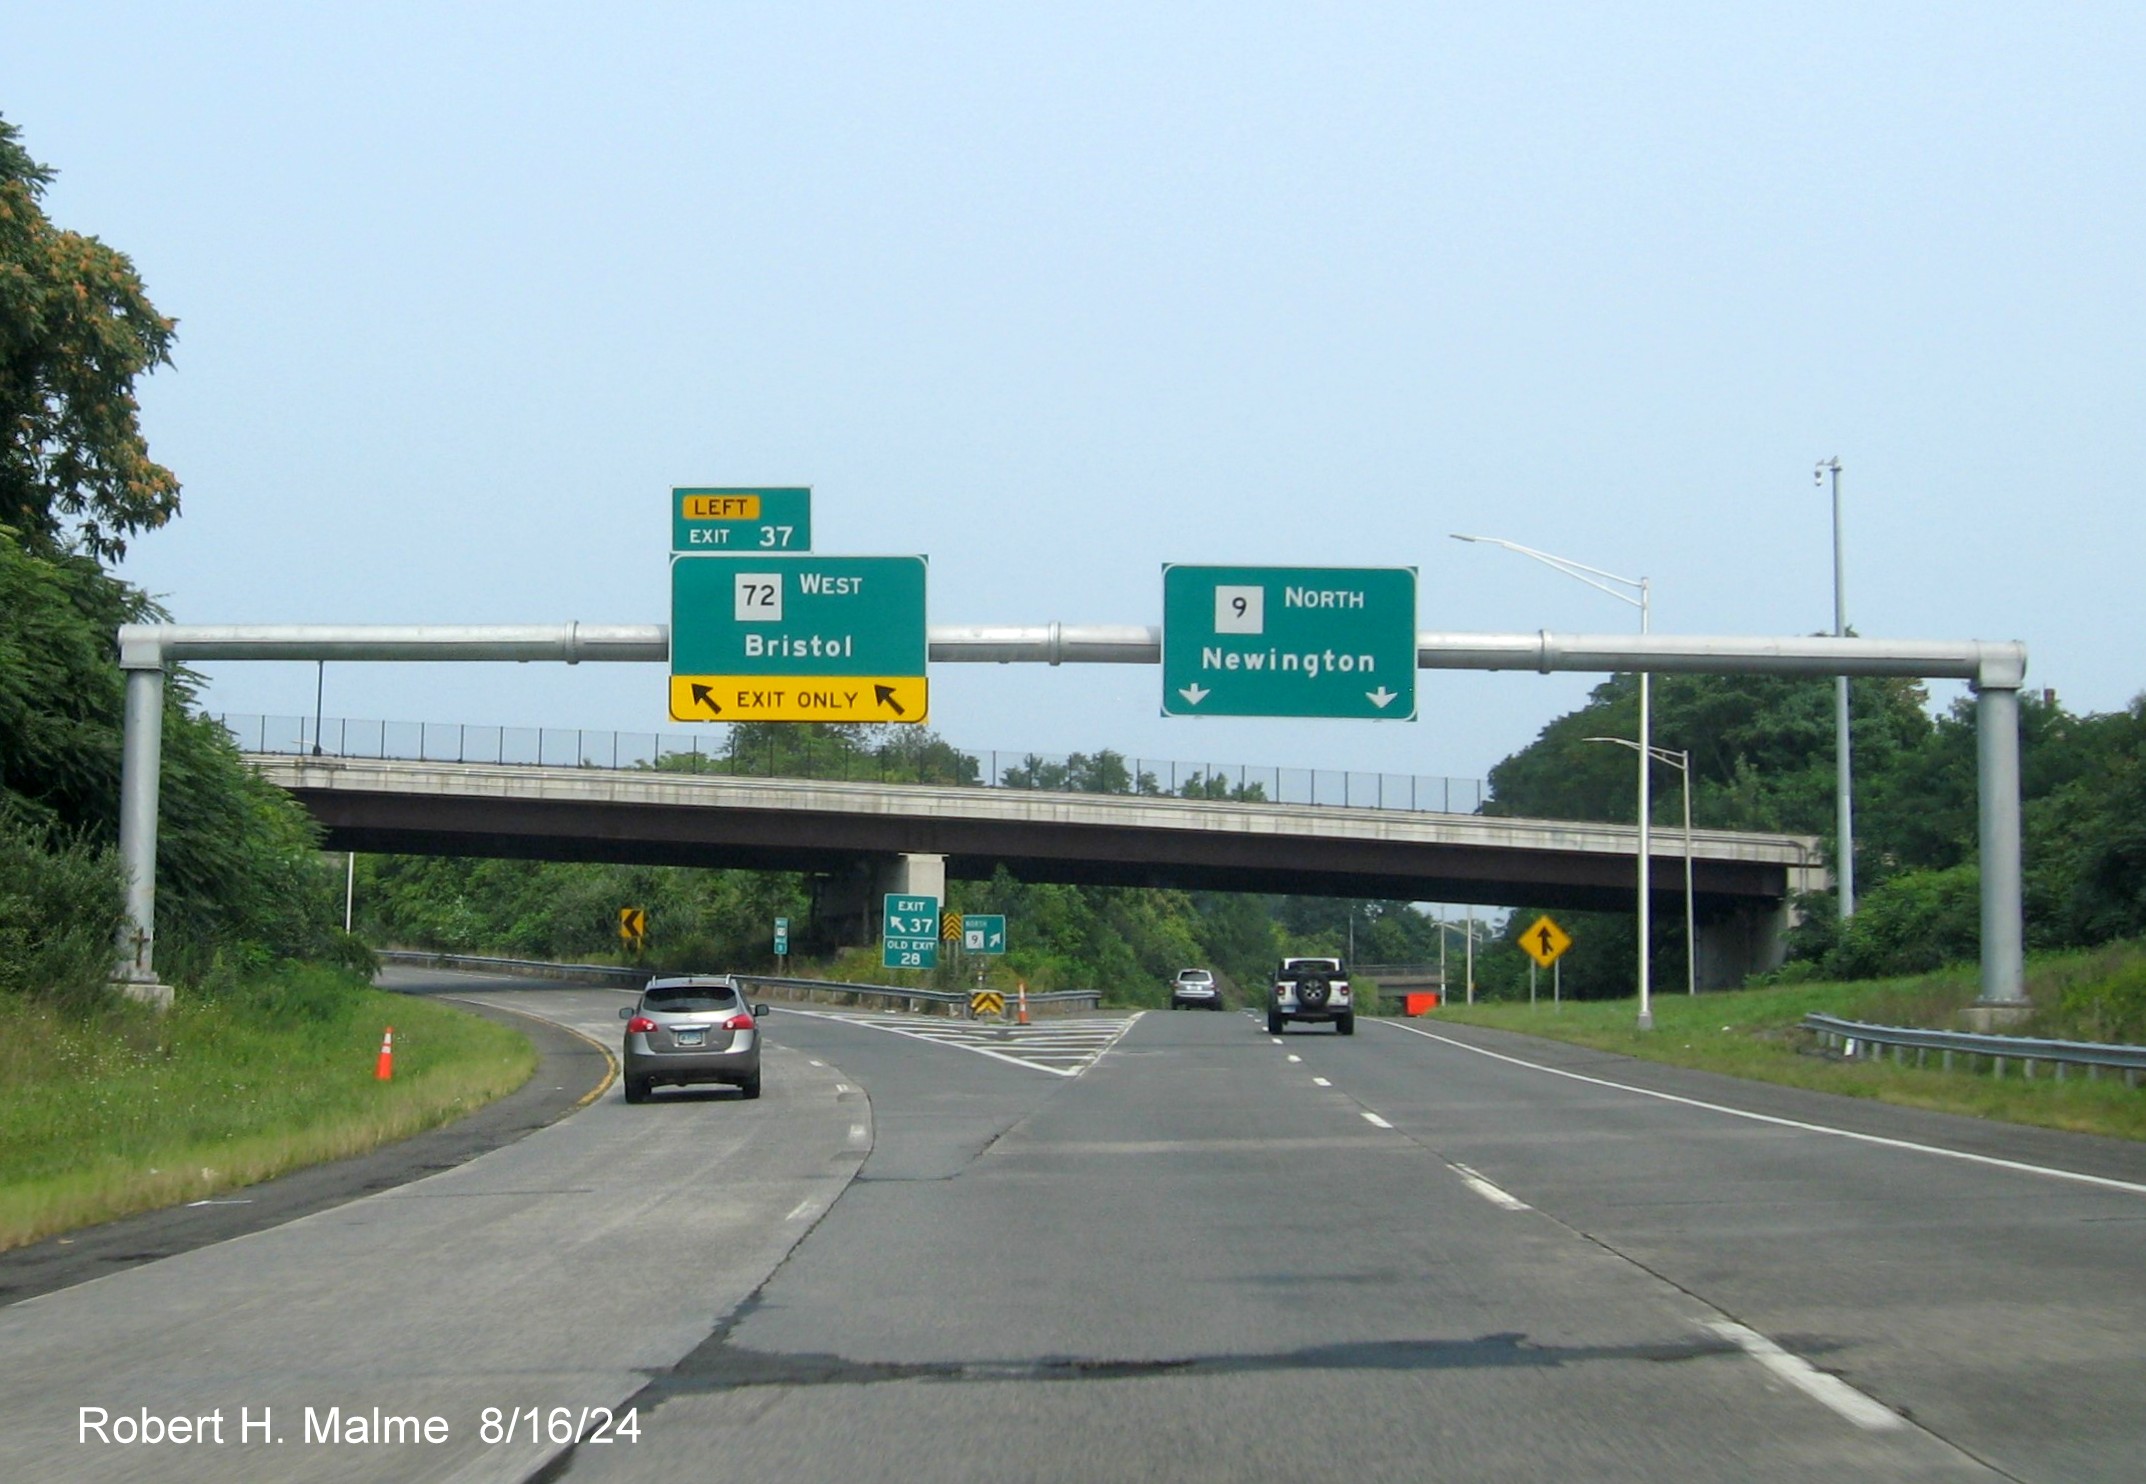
642 984 740 1012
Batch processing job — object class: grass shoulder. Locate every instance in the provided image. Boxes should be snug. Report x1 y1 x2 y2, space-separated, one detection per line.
0 965 536 1251
1433 941 2146 1144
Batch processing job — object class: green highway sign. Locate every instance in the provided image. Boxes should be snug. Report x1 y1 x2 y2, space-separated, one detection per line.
773 916 790 956
670 554 928 724
962 913 1007 955
1161 564 1418 720
673 487 812 553
884 894 940 970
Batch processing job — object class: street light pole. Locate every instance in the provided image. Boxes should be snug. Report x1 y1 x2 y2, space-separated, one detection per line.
1638 579 1653 1028
1465 904 1476 1005
1817 457 1854 919
1588 738 1696 996
1453 533 1655 1029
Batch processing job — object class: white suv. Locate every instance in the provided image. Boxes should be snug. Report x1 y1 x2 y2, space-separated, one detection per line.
1269 957 1354 1035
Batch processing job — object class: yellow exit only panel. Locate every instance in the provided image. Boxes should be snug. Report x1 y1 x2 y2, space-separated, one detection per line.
669 675 928 724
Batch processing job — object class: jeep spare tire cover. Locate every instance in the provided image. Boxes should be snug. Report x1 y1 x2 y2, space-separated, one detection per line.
1297 973 1331 1008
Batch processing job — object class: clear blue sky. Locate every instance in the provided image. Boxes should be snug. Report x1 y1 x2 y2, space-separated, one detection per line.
7 4 2141 785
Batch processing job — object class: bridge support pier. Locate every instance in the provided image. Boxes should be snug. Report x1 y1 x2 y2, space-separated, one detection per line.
813 853 948 950
1696 900 1791 990
1692 855 1827 989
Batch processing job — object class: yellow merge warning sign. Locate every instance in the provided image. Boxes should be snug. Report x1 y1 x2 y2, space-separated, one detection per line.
670 675 928 724
1519 914 1573 969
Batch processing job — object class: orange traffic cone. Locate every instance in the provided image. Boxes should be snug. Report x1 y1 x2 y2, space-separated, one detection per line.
375 1027 394 1081
1017 982 1030 1026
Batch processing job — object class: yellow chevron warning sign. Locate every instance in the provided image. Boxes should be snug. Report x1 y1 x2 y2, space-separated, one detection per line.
941 912 964 943
970 989 1005 1018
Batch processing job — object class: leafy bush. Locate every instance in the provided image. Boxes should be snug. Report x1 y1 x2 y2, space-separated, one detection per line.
1825 864 1980 980
0 803 124 1005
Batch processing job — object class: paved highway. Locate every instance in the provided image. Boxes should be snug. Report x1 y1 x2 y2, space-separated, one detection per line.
5 970 2143 1481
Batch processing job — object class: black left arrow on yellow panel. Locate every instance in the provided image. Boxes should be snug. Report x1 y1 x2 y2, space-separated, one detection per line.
873 684 906 717
689 684 724 716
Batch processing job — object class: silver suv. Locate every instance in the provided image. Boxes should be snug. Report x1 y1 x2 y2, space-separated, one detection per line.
1268 957 1354 1035
618 976 769 1102
1170 968 1222 1010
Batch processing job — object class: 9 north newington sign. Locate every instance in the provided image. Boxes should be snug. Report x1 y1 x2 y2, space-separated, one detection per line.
670 554 927 723
1161 564 1417 720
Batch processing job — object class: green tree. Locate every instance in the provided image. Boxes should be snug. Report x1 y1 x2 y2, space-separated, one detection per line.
1000 749 1158 795
0 117 180 561
1177 769 1268 801
1486 668 1935 888
2024 698 2146 948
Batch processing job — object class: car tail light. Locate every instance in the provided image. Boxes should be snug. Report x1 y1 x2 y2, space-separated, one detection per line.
723 1012 756 1032
626 1015 657 1034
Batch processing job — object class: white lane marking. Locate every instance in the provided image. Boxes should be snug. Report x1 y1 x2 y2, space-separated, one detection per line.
1704 1320 1904 1431
835 1083 851 1094
1270 1038 1283 1045
1450 1161 1530 1212
784 1199 817 1222
1361 1112 1394 1129
1313 1077 1332 1087
809 1060 826 1067
1378 1020 2146 1198
1286 1054 1302 1064
848 1123 869 1144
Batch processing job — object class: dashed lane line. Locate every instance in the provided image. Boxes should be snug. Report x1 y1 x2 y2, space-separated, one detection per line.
1450 1161 1531 1212
1704 1321 1905 1432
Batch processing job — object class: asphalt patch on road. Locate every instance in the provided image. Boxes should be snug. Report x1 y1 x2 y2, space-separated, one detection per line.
534 1303 1732 1480
639 1326 1730 1397
0 999 608 1308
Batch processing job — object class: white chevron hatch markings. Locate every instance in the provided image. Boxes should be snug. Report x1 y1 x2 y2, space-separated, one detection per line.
786 1010 1142 1077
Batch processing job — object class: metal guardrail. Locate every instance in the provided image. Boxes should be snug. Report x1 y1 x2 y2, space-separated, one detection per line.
378 950 648 985
376 951 1105 1014
1804 1013 2146 1086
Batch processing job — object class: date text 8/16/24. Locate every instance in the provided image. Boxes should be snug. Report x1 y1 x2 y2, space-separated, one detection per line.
483 1407 640 1446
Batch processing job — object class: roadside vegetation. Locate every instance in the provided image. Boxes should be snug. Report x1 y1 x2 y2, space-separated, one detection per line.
1470 670 2146 998
1435 940 2146 1142
0 964 533 1250
0 116 536 1244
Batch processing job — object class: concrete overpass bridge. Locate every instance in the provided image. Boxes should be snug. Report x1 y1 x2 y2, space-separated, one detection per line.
249 754 1823 987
